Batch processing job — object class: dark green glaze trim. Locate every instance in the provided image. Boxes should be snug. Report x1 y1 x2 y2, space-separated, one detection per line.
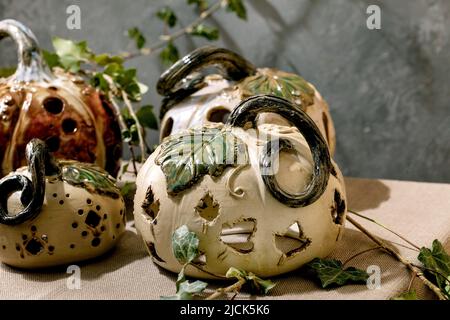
0 139 60 225
157 46 256 119
227 95 331 208
0 19 51 82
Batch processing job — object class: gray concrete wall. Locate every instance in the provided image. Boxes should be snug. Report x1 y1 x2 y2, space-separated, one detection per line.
1 0 449 183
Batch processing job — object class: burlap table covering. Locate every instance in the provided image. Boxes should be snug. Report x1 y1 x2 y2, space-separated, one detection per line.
1 177 449 300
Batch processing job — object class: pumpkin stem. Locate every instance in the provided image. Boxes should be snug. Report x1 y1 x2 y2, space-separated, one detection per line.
0 139 60 225
0 19 52 82
226 95 332 208
157 46 257 119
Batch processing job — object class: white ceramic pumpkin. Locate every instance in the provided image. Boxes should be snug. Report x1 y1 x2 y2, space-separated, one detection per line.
134 95 346 279
157 46 336 154
0 139 126 268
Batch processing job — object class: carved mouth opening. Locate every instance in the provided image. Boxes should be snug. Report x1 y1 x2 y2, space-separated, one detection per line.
275 222 311 257
220 218 256 253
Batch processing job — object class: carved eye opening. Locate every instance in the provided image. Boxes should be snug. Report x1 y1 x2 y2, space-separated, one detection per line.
43 97 64 114
207 106 230 123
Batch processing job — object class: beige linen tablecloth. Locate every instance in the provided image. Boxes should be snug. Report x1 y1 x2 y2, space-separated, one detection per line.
1 177 449 300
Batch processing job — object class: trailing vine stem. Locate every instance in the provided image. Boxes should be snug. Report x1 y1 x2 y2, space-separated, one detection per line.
107 91 138 176
206 277 247 300
347 215 447 300
348 210 421 250
121 90 146 163
122 0 227 60
342 246 381 267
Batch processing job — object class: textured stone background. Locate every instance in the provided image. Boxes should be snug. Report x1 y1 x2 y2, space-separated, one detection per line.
0 0 449 183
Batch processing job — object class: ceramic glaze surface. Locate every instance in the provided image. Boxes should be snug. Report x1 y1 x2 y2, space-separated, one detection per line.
0 19 122 177
0 140 126 268
135 95 346 279
158 47 336 155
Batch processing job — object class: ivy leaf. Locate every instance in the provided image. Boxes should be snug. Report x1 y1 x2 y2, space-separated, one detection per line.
187 0 209 11
172 225 200 264
156 7 177 28
155 127 248 195
136 105 158 130
42 50 61 69
161 279 208 300
190 24 219 41
93 53 124 66
226 0 247 20
391 290 417 300
306 258 369 288
160 41 180 66
226 267 276 295
0 67 16 78
52 37 93 72
418 239 450 299
120 181 135 198
128 27 146 49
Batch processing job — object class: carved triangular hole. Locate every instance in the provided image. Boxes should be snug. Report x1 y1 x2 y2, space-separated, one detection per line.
220 218 256 253
142 187 160 222
275 222 311 257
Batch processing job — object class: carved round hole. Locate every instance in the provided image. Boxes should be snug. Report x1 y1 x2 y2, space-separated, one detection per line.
62 118 77 134
207 107 230 123
45 136 60 152
161 117 173 139
43 97 64 114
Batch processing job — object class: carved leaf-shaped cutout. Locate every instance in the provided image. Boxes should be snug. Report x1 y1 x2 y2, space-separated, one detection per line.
275 222 311 259
155 126 248 195
195 193 219 222
220 218 256 254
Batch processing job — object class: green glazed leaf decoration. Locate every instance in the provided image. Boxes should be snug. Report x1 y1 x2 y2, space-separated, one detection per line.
306 258 369 288
61 162 121 199
239 69 315 109
155 126 248 195
418 239 450 299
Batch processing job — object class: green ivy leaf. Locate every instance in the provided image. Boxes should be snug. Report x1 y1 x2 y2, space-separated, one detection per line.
120 181 135 198
418 239 450 299
172 225 200 264
190 24 219 41
187 0 209 11
155 127 248 195
136 105 158 130
0 67 16 78
226 267 276 295
128 27 146 49
391 290 417 300
226 0 247 20
160 41 180 66
42 50 61 69
306 258 369 288
93 53 124 66
156 7 177 28
52 37 93 72
161 279 207 300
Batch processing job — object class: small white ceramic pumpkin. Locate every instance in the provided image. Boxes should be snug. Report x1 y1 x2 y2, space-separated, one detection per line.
157 46 336 154
134 95 346 279
0 139 126 268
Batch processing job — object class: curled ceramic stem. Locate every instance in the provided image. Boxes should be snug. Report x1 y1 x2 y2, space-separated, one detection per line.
226 95 331 208
157 46 257 119
0 19 52 82
0 139 60 225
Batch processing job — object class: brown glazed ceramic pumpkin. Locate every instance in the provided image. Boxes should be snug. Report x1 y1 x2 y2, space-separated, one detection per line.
0 19 122 177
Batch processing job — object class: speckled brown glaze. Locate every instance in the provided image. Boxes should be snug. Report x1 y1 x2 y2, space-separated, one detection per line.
0 19 122 177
